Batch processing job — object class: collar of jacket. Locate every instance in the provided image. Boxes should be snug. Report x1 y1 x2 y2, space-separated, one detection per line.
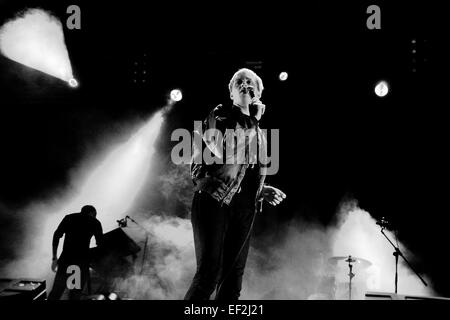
228 104 259 128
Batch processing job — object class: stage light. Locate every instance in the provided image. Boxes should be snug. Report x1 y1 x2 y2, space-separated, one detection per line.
68 78 78 88
108 292 119 300
170 89 183 102
279 72 288 81
374 80 389 97
0 9 75 83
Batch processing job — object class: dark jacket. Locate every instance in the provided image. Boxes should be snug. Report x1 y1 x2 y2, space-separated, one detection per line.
191 103 268 206
54 212 103 264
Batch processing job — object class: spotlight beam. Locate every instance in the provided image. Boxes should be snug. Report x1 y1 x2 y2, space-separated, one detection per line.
9 109 166 282
0 9 75 83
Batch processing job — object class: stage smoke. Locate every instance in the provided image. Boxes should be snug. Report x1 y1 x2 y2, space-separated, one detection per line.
0 8 75 84
63 111 165 231
94 197 435 300
242 222 333 299
0 110 165 289
240 200 434 300
110 214 195 299
158 164 193 217
330 201 433 298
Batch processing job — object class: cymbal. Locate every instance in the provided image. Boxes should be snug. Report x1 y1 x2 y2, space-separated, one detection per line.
328 256 372 269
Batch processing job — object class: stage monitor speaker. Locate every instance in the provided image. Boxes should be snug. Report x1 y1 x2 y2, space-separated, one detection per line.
365 291 450 300
0 278 46 301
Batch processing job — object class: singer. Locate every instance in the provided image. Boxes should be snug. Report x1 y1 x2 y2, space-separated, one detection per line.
184 68 286 301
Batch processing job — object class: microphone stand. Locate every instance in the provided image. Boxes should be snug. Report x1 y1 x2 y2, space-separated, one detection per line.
347 257 354 300
117 215 151 275
379 225 427 293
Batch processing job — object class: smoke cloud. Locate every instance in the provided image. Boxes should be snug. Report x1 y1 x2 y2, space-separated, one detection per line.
93 197 434 300
0 111 165 291
330 200 434 298
110 214 195 300
242 221 332 299
240 200 434 299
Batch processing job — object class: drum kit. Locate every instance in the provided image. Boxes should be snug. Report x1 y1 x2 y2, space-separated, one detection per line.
321 255 373 300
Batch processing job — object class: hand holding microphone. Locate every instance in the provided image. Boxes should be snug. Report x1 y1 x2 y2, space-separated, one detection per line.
247 86 266 121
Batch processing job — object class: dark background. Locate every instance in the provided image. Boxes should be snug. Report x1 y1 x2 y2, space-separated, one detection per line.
0 1 448 296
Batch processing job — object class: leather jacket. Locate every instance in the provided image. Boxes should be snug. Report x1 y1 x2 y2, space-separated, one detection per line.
191 103 268 206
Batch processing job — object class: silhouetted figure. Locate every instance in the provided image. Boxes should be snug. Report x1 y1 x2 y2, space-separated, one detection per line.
47 205 103 300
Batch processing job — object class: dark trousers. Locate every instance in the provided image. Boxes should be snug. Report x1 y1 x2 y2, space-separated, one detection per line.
48 262 89 300
184 190 256 301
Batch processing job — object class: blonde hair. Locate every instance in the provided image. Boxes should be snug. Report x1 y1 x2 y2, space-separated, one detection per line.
228 68 264 96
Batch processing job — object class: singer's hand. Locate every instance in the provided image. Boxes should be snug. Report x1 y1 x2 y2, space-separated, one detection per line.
251 97 265 121
262 186 286 206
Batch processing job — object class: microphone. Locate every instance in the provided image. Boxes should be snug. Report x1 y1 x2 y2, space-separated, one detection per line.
247 86 255 99
117 217 128 228
376 217 391 228
247 86 265 118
